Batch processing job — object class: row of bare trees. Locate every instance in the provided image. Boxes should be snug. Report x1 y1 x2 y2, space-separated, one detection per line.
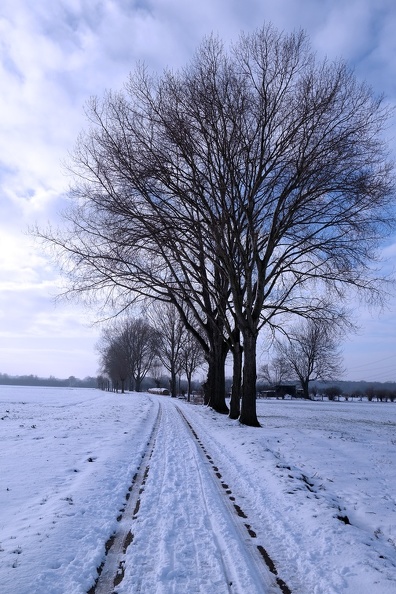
98 318 158 393
97 304 205 398
310 385 396 401
35 25 395 425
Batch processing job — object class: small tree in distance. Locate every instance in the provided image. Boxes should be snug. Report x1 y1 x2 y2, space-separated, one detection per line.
323 385 343 401
149 303 186 397
179 332 205 401
274 319 345 399
97 326 131 393
151 357 163 388
97 317 160 392
258 355 289 387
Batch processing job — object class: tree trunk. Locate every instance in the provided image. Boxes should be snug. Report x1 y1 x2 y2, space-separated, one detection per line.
187 373 192 402
204 338 229 414
301 379 310 400
170 369 177 397
239 331 260 427
229 342 242 420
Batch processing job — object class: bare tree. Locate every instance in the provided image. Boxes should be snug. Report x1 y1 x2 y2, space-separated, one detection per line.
323 386 343 401
127 318 160 391
34 25 395 426
97 325 131 393
274 319 344 399
258 356 289 387
149 303 188 396
179 332 205 401
99 338 130 393
150 357 163 388
182 29 395 425
98 317 159 393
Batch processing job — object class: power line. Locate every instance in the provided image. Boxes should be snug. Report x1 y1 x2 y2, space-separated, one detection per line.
346 353 396 372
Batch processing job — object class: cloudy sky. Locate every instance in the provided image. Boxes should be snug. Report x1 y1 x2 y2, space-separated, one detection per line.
0 0 396 381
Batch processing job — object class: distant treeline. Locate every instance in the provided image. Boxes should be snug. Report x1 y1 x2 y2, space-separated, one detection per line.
310 380 396 395
1 373 395 394
255 378 396 394
0 373 97 388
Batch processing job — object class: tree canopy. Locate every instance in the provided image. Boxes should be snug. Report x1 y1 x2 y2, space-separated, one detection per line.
36 25 395 426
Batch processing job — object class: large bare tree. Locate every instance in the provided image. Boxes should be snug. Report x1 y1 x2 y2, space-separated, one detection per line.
35 25 395 426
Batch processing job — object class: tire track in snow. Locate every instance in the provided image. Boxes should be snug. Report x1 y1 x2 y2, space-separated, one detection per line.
88 401 163 594
89 398 291 594
176 406 292 594
120 400 240 594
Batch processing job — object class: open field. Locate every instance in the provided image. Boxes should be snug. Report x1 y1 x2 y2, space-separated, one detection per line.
0 386 395 593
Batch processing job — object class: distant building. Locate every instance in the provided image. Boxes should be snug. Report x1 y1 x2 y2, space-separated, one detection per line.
275 384 296 398
257 384 297 399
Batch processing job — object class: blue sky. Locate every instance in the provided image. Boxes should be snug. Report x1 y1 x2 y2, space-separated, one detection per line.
0 0 396 381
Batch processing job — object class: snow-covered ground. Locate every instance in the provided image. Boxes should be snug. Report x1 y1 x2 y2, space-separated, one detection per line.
0 386 395 593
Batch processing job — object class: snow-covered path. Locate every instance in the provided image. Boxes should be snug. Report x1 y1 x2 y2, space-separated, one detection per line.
109 399 281 594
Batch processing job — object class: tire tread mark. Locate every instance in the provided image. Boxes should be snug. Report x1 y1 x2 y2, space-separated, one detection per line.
87 402 162 594
177 406 292 594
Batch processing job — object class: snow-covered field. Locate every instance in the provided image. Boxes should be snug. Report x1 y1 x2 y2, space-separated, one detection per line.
0 386 395 594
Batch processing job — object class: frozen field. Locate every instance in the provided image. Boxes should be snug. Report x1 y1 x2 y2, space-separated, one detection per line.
0 386 395 593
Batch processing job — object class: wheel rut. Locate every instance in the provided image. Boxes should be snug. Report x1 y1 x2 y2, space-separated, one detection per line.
176 406 292 594
88 400 291 594
87 402 162 594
